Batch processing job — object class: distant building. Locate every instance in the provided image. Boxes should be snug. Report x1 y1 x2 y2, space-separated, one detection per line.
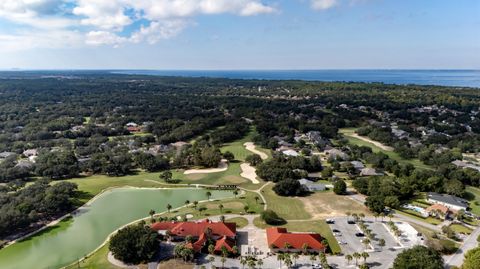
350 161 365 170
325 148 349 161
23 149 38 157
306 131 329 147
0 152 16 159
266 227 326 253
170 141 189 149
360 168 383 177
427 192 468 212
282 149 299 157
452 160 480 172
299 178 326 192
425 204 451 219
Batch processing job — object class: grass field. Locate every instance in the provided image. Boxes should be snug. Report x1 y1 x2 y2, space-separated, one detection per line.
449 223 473 235
339 128 431 170
298 192 370 218
466 186 480 215
262 184 311 220
226 217 249 228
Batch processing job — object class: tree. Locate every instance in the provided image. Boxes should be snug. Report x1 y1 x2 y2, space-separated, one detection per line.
309 253 317 266
208 244 215 255
392 246 443 269
362 238 371 250
148 209 155 221
353 252 361 266
463 247 480 269
209 256 215 267
244 205 249 213
245 154 263 166
292 252 299 266
273 178 306 196
260 209 286 225
206 191 212 201
345 254 353 265
109 223 158 264
365 195 385 213
233 190 239 198
223 151 235 162
160 171 172 183
185 200 190 207
361 252 369 264
166 203 172 212
219 204 224 213
333 179 347 195
220 215 225 223
378 238 386 251
254 196 260 204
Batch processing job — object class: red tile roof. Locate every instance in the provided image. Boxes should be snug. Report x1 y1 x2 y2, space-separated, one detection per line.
214 236 236 253
266 227 326 251
151 219 236 238
426 204 450 214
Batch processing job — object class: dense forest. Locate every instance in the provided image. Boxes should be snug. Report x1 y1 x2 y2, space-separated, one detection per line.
1 71 480 239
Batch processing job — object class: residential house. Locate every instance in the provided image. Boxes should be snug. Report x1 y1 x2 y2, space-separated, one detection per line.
23 149 38 158
427 192 469 212
266 227 326 253
282 149 299 157
325 148 349 161
0 152 16 159
350 161 365 171
299 178 326 192
360 168 384 177
306 131 329 148
452 160 480 172
425 204 451 219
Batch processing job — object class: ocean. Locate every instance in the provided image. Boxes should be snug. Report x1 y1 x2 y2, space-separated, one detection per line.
115 70 480 88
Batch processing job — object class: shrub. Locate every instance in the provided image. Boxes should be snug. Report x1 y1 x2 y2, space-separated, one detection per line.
109 223 158 264
333 180 347 195
260 210 286 225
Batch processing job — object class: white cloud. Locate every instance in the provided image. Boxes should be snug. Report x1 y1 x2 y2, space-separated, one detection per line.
0 30 83 51
130 20 189 44
311 0 338 10
85 31 127 47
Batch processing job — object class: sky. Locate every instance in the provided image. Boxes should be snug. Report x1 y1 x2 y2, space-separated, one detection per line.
0 0 479 70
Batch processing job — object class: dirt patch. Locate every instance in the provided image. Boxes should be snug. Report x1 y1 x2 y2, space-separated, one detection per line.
183 159 228 174
299 192 370 219
349 133 394 151
240 163 260 184
244 142 268 160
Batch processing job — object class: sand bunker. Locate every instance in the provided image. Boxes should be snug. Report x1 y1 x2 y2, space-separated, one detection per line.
243 142 268 160
184 159 228 174
240 163 260 184
349 133 394 151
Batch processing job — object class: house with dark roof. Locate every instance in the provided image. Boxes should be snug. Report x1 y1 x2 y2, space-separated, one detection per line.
427 192 469 212
151 219 237 254
299 178 326 192
266 227 326 253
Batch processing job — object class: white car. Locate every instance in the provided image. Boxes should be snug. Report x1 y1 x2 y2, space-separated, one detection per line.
312 264 323 268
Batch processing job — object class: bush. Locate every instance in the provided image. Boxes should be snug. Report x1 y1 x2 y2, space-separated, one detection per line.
392 246 443 269
333 180 347 195
273 178 306 196
109 223 158 264
260 210 286 225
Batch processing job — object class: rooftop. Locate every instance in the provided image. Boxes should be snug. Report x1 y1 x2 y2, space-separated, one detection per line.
427 192 468 208
266 227 326 251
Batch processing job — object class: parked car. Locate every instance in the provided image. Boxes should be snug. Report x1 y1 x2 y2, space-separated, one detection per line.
326 219 335 224
339 241 347 245
312 264 323 268
347 220 356 224
355 232 365 237
332 229 340 233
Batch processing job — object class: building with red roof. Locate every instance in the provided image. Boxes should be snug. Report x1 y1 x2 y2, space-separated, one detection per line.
266 227 326 253
151 219 237 254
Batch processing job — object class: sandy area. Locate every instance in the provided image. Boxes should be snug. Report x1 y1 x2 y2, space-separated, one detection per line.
240 163 260 184
298 192 370 219
184 159 228 174
243 142 268 160
349 133 394 151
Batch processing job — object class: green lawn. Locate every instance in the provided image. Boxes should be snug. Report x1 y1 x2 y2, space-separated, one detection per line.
466 186 480 215
64 243 118 269
339 128 431 170
226 217 249 229
449 223 473 235
262 185 311 220
396 209 442 225
220 128 271 162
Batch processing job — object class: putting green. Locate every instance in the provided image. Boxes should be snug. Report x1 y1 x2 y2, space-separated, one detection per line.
0 188 232 269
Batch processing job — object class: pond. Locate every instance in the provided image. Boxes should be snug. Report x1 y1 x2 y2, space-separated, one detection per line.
0 187 232 269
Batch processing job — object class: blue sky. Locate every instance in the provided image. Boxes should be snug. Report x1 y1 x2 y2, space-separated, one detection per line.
0 0 478 69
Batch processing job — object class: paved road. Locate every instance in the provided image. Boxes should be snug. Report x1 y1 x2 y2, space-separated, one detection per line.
444 226 480 268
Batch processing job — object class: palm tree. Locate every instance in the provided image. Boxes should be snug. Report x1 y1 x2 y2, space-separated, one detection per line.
220 215 225 223
254 196 260 204
292 252 299 266
302 243 309 255
362 238 371 250
206 191 212 201
208 244 215 255
233 189 239 198
309 253 317 266
352 213 359 222
319 252 328 268
378 238 385 251
185 200 190 207
283 242 292 252
209 256 215 267
277 253 285 268
345 254 353 265
244 205 249 213
220 256 226 269
361 252 369 264
193 200 198 210
388 213 394 221
284 253 293 268
247 259 256 269
166 203 172 213
232 246 238 255
148 209 155 220
219 204 224 213
257 259 263 268
373 212 379 222
380 212 385 222
352 252 361 266
359 213 365 221
240 257 247 269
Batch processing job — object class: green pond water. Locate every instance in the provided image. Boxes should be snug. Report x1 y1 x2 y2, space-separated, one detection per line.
0 188 232 269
